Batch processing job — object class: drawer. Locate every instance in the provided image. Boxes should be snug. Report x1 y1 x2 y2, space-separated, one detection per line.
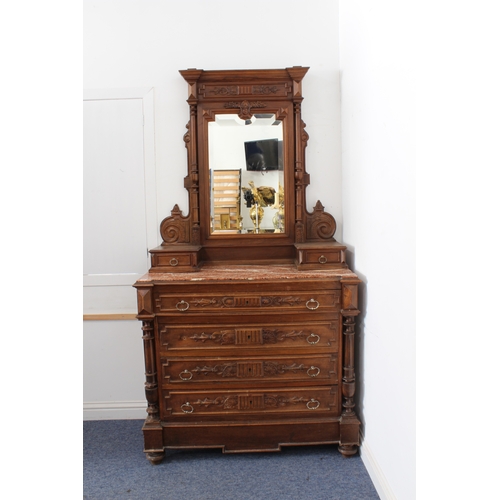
295 243 346 270
154 290 341 314
162 386 339 418
161 354 338 386
157 319 340 353
149 245 202 273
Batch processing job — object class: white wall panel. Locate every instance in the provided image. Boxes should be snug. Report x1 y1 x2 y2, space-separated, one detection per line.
83 88 157 313
84 98 146 274
83 320 146 420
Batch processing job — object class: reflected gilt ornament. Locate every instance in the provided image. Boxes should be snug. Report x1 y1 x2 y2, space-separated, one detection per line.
250 204 264 233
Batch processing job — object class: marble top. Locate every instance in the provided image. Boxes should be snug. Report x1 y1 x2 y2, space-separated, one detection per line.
136 264 358 283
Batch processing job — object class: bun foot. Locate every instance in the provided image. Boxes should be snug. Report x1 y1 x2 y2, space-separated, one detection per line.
146 451 165 465
338 444 358 457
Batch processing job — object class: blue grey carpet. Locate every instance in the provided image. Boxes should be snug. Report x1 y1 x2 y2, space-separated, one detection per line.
83 419 379 500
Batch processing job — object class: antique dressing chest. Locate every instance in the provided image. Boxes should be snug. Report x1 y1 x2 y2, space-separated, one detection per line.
134 67 361 464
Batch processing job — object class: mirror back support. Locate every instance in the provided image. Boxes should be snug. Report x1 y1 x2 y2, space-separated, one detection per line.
150 67 346 272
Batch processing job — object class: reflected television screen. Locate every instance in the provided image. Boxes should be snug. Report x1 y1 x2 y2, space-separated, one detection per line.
244 139 282 171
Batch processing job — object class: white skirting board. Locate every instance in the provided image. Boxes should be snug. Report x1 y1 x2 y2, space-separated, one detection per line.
360 437 397 500
83 401 147 421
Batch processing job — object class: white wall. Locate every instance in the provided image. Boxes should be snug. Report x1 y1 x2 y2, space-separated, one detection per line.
339 2 415 500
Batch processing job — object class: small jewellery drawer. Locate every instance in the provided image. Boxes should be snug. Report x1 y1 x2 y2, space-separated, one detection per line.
149 245 201 273
301 249 343 266
154 253 193 268
158 320 340 352
154 291 340 314
295 243 346 269
161 354 338 385
164 386 339 417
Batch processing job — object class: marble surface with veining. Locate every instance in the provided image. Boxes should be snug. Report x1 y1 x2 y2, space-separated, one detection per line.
136 264 358 283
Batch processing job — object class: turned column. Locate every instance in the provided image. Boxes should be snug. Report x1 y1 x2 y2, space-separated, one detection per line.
339 280 361 457
141 320 160 423
134 283 165 464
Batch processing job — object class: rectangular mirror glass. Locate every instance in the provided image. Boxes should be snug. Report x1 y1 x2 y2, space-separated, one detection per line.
208 113 284 234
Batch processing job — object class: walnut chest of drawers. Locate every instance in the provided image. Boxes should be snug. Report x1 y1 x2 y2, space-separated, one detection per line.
134 264 361 464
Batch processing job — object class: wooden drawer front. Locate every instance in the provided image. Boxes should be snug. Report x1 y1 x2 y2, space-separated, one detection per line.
154 253 193 268
302 248 343 266
164 386 339 417
162 354 338 385
150 250 201 272
158 320 339 352
154 290 340 314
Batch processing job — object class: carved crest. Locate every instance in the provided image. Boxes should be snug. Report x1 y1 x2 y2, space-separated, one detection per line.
159 204 191 244
306 201 337 240
224 100 267 120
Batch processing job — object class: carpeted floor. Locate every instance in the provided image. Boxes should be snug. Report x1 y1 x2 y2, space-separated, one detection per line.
83 419 380 500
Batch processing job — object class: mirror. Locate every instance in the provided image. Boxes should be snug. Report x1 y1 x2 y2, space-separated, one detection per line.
158 66 323 266
155 67 339 269
208 113 285 234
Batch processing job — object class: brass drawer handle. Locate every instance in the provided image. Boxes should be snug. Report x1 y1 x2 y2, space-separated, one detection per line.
318 255 328 264
306 398 320 410
306 298 320 310
307 366 321 377
179 369 193 381
181 402 194 413
306 333 320 344
170 258 179 267
176 300 190 312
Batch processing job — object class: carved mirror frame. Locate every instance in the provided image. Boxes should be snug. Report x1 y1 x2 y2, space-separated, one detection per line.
150 67 343 272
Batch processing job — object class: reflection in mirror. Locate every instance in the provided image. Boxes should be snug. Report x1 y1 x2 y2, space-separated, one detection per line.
209 114 284 234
